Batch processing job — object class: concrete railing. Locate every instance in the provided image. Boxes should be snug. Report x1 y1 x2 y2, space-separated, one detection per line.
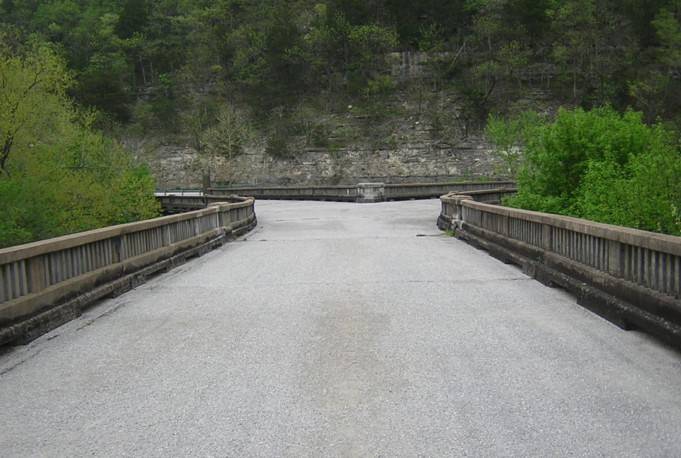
208 181 515 203
439 191 681 349
0 197 256 346
157 194 208 213
209 184 360 202
383 181 515 201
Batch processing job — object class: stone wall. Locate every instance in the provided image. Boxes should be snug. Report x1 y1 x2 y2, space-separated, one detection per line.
131 135 503 189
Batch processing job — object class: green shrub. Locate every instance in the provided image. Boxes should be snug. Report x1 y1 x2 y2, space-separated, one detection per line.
265 129 292 158
486 111 542 176
201 105 251 159
507 107 681 235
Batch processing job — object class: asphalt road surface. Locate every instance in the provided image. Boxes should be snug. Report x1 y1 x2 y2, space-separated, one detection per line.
2 199 681 457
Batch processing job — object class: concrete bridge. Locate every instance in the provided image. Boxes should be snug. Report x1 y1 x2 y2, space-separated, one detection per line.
2 199 681 456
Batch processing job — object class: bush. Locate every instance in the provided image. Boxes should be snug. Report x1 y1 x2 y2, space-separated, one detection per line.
507 107 681 235
486 111 542 176
201 105 251 159
265 128 292 158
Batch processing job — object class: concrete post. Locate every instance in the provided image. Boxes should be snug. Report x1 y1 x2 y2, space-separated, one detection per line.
542 224 553 251
27 256 47 294
116 234 128 262
607 240 622 277
357 183 385 203
162 225 171 246
202 172 211 194
453 195 473 229
194 216 200 236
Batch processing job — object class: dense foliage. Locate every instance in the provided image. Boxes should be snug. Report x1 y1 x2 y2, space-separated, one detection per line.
496 108 681 235
2 1 681 240
0 41 159 248
1 0 680 135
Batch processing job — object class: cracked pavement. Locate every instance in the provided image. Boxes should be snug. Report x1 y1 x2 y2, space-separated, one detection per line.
1 199 681 456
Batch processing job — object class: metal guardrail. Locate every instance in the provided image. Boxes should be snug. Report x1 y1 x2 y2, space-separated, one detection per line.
0 197 256 346
438 189 681 349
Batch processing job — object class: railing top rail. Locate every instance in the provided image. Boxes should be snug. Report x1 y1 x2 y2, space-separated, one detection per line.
0 197 254 264
209 180 514 192
155 191 204 197
208 185 357 191
206 196 254 209
441 188 516 198
457 198 681 256
383 180 515 189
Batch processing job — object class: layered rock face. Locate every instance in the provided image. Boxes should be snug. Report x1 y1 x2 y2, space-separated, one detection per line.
132 136 501 189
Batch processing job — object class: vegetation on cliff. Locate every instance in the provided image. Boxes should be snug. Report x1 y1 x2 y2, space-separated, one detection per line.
2 0 681 149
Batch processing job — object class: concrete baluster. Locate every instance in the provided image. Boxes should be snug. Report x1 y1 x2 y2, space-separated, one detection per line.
542 224 552 251
607 240 622 278
27 256 47 294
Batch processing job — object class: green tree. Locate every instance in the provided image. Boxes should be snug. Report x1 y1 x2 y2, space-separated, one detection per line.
0 39 71 175
630 6 681 125
201 105 251 160
0 41 159 248
508 107 681 235
485 111 541 176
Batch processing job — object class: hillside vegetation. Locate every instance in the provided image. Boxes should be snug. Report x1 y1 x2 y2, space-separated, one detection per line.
1 1 681 240
2 1 681 143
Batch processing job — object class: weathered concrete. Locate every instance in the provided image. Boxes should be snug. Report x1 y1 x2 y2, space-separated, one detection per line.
2 200 681 456
439 192 681 349
0 198 256 345
207 180 515 204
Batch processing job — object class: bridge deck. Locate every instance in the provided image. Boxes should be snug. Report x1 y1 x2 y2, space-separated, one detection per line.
2 200 681 456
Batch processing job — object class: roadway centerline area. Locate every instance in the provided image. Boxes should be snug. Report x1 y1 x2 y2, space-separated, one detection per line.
2 199 681 456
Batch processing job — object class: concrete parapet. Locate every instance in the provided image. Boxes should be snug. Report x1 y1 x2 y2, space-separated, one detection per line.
206 180 515 204
356 183 385 202
0 197 257 346
439 189 681 349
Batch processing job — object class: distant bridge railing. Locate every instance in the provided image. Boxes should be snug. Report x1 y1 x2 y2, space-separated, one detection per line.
207 180 515 203
0 196 256 346
439 190 681 349
209 185 359 202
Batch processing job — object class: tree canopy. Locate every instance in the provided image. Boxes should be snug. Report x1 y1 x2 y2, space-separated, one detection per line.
1 0 680 130
0 41 159 248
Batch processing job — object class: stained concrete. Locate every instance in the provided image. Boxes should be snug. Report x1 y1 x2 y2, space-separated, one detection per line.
1 199 681 457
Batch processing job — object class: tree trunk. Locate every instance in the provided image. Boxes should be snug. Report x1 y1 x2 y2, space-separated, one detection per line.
0 134 14 176
139 56 147 86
